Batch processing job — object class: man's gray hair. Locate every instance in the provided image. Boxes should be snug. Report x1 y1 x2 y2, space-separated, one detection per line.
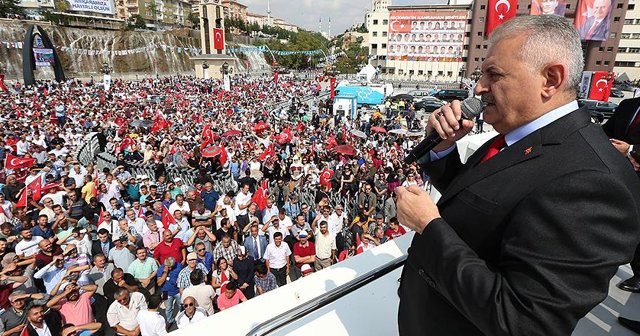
489 15 584 94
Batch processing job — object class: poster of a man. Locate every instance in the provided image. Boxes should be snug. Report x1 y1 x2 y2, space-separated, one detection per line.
576 0 613 41
530 0 567 16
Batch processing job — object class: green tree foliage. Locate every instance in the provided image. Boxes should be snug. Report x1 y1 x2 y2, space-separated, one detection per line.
0 0 24 17
186 12 199 28
53 0 70 12
128 14 146 29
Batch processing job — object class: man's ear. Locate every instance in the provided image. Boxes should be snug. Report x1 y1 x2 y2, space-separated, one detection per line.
541 63 567 99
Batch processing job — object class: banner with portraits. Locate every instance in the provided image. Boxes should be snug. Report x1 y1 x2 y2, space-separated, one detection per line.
574 0 614 41
530 0 567 16
33 48 55 67
387 10 467 62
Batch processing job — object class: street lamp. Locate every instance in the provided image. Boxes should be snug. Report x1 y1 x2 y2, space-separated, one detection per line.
100 62 113 91
471 66 482 82
202 62 209 80
100 62 112 75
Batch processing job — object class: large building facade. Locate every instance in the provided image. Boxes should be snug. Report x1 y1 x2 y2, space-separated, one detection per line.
614 0 640 80
366 0 639 81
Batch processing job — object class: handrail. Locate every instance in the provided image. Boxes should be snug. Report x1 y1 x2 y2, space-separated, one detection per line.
245 254 408 336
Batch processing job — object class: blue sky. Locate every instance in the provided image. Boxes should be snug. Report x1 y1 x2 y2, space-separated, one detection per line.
241 0 447 36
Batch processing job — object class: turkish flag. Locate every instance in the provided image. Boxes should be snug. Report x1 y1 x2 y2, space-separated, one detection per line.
389 19 412 33
220 269 230 292
5 153 36 170
274 70 279 84
588 71 613 102
355 233 365 255
214 28 224 50
219 146 228 166
251 179 269 210
0 74 5 92
319 168 334 188
138 206 146 219
161 206 176 229
27 177 43 202
15 188 27 208
200 125 215 150
486 0 517 37
118 136 134 153
275 127 293 145
258 144 275 161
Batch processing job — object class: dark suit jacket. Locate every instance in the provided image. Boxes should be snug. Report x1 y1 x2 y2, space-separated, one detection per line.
24 309 62 336
602 97 640 144
244 234 268 259
577 16 610 41
398 108 640 335
91 240 115 257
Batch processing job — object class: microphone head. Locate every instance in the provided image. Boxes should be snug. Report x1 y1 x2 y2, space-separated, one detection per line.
460 97 483 119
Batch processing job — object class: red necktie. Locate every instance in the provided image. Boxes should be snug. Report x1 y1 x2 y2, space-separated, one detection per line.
479 135 506 164
586 21 600 39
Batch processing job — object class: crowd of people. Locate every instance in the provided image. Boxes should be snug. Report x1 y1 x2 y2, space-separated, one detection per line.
0 73 416 336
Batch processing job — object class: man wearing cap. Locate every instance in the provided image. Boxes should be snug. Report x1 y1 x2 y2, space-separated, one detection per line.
300 264 314 277
0 291 50 336
233 246 255 299
176 252 208 295
293 231 315 271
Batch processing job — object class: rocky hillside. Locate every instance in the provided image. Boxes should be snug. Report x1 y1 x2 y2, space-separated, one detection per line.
0 20 200 79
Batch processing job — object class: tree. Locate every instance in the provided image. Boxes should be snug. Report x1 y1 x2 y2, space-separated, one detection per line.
146 0 160 30
0 0 23 17
129 14 146 29
53 0 70 12
186 12 198 28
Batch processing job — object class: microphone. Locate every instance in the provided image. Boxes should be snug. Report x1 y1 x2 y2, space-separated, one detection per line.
404 97 483 164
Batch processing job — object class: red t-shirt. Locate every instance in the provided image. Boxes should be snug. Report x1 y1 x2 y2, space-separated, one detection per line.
293 241 315 269
384 226 406 240
153 238 184 264
35 244 64 269
217 289 246 311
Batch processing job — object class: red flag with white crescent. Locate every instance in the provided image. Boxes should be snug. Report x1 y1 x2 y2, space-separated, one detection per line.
15 188 27 208
200 125 214 150
220 270 229 292
4 153 36 170
27 177 43 202
138 206 146 219
214 28 225 50
588 71 613 102
486 0 517 37
251 179 269 210
161 206 176 229
319 168 334 188
258 144 275 161
355 233 365 255
276 127 293 145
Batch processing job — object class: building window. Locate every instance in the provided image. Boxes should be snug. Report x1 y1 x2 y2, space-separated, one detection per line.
475 44 481 49
468 19 472 24
399 69 404 75
625 19 633 24
596 60 601 65
438 71 444 76
372 43 378 49
479 17 484 22
373 31 378 37
474 57 480 61
607 47 613 52
528 4 531 9
614 17 620 22
373 19 378 24
381 43 387 48
447 71 453 77
383 19 388 24
480 4 485 9
418 70 424 75
483 45 488 49
465 32 470 37
617 3 623 8
464 45 469 50
382 32 387 36
477 32 483 36
389 69 395 74
604 61 610 66
621 33 631 39
427 71 433 77
598 47 605 51
610 32 617 38
629 48 640 53
629 4 635 10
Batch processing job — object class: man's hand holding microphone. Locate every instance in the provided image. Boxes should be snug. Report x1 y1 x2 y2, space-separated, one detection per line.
396 98 480 234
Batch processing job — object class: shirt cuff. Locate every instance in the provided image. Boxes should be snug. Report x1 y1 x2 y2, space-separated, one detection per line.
429 145 456 161
628 145 634 157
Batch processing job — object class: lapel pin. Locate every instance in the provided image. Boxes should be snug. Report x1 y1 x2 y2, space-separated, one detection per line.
524 147 533 156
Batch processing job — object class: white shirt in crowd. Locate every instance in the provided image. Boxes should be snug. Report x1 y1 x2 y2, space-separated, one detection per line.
136 309 167 336
176 308 208 329
263 242 291 269
107 291 148 332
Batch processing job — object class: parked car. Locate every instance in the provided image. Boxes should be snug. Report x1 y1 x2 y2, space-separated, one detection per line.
577 99 618 122
407 90 432 100
432 89 469 102
610 88 625 98
414 98 445 112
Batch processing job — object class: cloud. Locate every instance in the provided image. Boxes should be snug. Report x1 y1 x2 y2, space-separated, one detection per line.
240 0 446 36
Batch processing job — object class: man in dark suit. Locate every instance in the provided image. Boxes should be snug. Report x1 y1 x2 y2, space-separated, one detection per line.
577 0 612 41
91 228 115 258
396 15 640 336
602 96 640 332
244 224 267 261
23 305 62 336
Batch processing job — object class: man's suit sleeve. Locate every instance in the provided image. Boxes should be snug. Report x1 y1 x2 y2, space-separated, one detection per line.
408 169 640 335
420 147 465 193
